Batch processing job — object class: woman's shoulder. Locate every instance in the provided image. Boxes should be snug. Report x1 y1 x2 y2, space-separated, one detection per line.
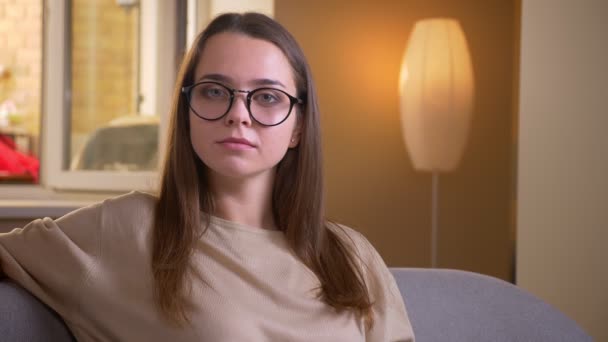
53 191 157 229
95 190 158 228
101 190 158 213
51 191 157 233
326 221 380 265
326 221 395 284
327 222 371 250
327 221 409 330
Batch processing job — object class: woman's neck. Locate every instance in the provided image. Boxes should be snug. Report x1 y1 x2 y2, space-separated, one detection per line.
208 170 277 231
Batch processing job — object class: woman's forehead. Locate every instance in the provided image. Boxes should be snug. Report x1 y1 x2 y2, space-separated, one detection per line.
194 32 295 90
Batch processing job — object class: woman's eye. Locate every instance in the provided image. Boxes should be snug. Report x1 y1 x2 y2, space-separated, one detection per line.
205 88 226 98
261 94 277 102
253 91 282 105
197 85 228 99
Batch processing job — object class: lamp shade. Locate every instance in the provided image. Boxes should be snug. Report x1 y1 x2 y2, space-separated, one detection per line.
399 18 474 172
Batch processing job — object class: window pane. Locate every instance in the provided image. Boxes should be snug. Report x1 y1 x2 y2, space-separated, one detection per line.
68 0 158 172
0 0 42 184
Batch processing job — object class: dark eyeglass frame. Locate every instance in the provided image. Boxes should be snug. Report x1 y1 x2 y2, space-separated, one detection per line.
181 81 304 127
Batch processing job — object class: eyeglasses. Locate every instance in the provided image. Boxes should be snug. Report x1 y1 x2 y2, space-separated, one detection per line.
181 81 303 127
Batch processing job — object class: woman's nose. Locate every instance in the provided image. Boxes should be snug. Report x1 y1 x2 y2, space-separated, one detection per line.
223 94 252 127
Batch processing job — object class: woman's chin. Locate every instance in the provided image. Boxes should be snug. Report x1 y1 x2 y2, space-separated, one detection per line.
206 163 274 182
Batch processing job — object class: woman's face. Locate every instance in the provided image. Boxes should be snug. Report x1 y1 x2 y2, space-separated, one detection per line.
189 32 301 180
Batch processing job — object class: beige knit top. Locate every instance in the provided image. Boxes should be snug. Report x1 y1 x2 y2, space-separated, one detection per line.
0 191 414 341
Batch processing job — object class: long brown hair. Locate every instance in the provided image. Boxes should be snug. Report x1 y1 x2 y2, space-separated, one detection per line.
153 12 373 328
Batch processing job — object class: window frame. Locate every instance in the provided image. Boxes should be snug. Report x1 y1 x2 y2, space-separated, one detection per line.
41 0 178 192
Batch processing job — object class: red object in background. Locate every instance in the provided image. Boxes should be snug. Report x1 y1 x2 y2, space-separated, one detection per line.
0 134 39 182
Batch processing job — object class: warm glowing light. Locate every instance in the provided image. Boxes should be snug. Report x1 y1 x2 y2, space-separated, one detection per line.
399 18 474 172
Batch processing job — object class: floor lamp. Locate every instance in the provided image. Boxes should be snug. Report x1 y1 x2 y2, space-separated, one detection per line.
399 18 475 268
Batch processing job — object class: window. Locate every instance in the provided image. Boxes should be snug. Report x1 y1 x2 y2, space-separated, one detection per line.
68 0 145 172
44 0 178 191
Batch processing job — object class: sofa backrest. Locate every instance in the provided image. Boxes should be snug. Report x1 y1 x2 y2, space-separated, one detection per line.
0 268 593 341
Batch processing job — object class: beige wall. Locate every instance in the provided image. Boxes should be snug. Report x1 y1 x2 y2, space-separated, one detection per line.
517 0 608 340
276 0 518 280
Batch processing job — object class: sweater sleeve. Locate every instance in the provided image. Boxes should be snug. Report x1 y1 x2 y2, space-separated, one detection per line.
334 225 415 342
0 202 103 320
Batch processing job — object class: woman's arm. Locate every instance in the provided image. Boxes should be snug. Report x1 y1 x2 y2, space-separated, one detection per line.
0 203 103 316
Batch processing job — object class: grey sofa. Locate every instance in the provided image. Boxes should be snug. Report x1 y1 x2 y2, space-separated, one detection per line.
0 268 592 341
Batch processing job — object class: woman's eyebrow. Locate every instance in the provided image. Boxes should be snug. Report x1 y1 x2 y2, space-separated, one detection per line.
198 73 232 83
197 73 286 89
250 78 286 89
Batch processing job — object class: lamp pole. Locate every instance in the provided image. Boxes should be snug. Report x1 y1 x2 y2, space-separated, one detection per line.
431 171 439 268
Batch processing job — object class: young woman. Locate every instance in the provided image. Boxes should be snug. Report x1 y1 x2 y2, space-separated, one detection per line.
0 13 414 341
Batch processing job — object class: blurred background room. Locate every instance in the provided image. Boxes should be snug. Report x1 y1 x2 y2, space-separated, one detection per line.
0 0 605 340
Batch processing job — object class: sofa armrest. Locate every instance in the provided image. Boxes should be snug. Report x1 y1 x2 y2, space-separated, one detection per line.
390 268 592 342
0 280 75 342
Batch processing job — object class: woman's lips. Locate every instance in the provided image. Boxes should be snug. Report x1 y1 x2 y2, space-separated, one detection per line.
217 137 256 150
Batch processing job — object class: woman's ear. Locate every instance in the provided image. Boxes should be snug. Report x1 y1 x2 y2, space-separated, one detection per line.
288 114 303 148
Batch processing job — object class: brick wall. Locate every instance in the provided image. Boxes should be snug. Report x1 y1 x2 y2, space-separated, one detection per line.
70 0 139 156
